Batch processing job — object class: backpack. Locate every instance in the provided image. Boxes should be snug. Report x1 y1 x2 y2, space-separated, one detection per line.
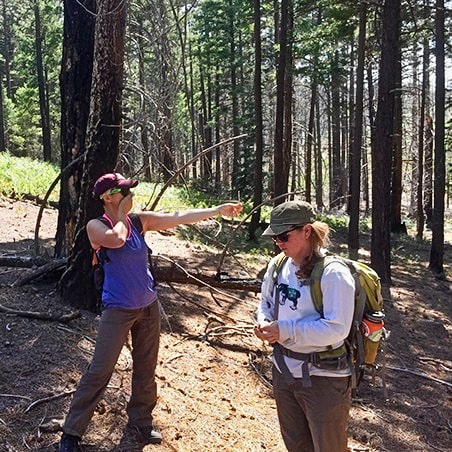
91 213 156 294
271 252 387 387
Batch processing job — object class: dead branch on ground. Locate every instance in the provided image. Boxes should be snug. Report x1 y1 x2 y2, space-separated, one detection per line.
0 302 80 323
202 323 253 340
11 258 67 287
387 365 452 388
0 255 50 268
248 352 273 389
24 390 76 414
156 254 261 296
1 253 262 292
0 394 32 401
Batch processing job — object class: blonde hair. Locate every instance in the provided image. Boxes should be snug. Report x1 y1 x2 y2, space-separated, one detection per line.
296 221 330 279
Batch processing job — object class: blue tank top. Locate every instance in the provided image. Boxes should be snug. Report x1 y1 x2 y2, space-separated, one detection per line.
101 216 157 309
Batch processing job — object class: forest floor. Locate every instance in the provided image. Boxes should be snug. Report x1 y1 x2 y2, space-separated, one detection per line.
0 196 451 452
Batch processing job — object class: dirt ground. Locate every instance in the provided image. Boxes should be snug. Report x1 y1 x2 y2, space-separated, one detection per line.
0 196 450 452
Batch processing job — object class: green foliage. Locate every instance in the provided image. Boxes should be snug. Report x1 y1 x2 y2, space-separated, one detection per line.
0 152 59 201
5 0 63 158
4 87 41 157
317 212 371 234
175 182 240 209
293 0 358 81
132 183 191 212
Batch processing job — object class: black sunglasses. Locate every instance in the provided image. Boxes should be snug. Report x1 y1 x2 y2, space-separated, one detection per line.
272 226 303 243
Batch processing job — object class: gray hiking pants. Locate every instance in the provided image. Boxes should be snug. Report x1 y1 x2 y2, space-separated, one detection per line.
63 301 161 438
272 367 351 452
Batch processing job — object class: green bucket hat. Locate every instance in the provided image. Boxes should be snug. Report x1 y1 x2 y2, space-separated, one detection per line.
262 201 316 236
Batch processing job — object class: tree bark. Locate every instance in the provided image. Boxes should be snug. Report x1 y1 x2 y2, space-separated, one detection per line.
228 0 240 198
306 80 316 204
390 46 404 233
348 0 367 258
424 115 434 228
55 0 96 258
330 51 343 209
58 0 128 309
248 0 264 240
0 71 5 151
34 0 51 162
429 0 445 278
371 0 401 284
273 0 290 202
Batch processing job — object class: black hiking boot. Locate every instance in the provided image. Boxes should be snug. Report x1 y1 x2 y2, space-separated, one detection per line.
58 433 81 452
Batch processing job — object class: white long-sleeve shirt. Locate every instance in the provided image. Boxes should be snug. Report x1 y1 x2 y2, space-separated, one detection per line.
257 254 355 378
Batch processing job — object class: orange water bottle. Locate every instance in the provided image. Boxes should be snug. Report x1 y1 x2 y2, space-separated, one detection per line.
360 311 385 364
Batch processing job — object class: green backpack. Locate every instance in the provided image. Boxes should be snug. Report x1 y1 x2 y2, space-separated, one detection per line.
272 252 387 385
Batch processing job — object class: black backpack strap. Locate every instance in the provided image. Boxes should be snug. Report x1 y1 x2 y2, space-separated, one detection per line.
129 213 143 234
271 255 313 388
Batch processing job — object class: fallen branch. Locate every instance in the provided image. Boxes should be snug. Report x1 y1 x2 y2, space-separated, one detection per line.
387 365 452 388
0 393 32 401
248 352 272 389
56 325 96 344
24 390 76 414
156 254 261 295
201 323 254 342
0 303 80 323
1 253 262 293
12 258 67 287
0 255 50 268
419 357 452 372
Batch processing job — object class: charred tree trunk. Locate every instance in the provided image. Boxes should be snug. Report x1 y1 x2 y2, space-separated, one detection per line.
273 0 291 202
330 51 343 209
58 0 128 309
34 0 51 162
55 0 96 259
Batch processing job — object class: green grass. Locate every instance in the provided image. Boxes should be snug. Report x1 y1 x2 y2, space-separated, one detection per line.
0 152 60 202
0 154 230 212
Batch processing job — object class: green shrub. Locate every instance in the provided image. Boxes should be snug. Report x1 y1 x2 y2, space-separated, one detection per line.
0 152 59 201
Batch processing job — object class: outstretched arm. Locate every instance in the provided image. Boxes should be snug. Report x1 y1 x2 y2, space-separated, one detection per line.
138 203 242 232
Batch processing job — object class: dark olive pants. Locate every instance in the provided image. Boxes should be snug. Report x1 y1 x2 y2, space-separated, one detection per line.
272 367 351 452
63 301 161 438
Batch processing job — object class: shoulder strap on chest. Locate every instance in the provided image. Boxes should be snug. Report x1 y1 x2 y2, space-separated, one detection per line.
310 255 349 315
272 252 288 284
96 214 113 228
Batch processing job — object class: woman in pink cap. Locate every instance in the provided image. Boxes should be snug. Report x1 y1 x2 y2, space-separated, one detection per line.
59 173 242 451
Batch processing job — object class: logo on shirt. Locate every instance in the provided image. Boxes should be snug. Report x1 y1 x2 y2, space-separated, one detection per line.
277 283 301 310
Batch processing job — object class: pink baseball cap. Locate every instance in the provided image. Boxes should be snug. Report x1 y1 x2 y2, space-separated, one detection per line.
92 173 138 197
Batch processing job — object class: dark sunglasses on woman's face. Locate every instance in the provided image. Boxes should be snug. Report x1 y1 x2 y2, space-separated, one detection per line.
272 226 303 243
